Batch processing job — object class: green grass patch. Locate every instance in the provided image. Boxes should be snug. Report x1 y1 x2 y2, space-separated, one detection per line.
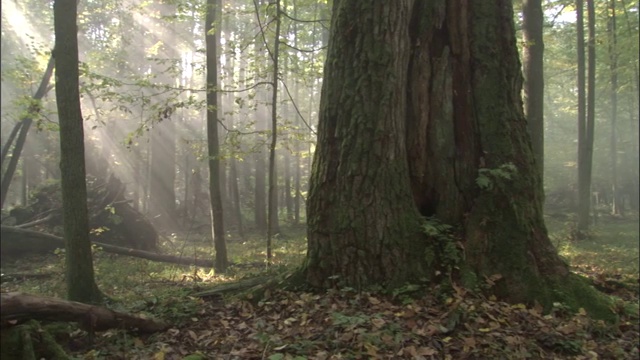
546 213 639 278
1 225 308 310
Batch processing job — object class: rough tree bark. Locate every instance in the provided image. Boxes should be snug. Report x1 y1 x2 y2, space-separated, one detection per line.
306 0 426 289
303 0 612 319
54 0 102 303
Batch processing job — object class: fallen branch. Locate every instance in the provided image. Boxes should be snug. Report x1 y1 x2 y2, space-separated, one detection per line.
1 292 168 333
15 213 54 229
1 226 214 268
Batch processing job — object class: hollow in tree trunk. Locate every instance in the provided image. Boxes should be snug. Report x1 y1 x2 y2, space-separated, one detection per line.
303 0 613 320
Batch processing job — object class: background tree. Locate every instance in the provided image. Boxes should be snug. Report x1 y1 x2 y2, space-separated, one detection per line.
266 0 282 263
575 0 588 229
577 0 597 231
0 56 54 209
522 0 545 182
206 0 228 272
539 1 637 215
304 0 611 316
54 0 102 303
607 0 620 215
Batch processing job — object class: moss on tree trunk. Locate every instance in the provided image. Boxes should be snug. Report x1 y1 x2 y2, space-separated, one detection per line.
303 0 615 321
305 1 427 289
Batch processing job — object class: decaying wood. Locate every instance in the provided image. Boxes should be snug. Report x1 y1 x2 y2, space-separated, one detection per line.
1 292 168 333
7 173 159 251
1 226 214 268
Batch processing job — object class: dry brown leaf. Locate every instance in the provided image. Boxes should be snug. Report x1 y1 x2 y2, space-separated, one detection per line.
463 336 476 348
371 318 385 329
417 346 437 356
187 330 198 341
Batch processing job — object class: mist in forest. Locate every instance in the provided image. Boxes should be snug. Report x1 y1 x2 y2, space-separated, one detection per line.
0 1 639 357
1 0 329 234
1 0 638 232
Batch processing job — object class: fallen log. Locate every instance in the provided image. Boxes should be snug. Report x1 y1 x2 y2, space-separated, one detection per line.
1 226 214 268
15 213 55 229
1 292 168 333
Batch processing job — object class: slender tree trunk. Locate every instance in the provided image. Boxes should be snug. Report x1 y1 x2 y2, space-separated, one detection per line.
53 0 102 303
284 148 293 221
620 0 640 211
206 0 228 272
620 0 640 100
254 111 268 233
149 110 177 230
147 1 179 231
522 0 545 186
292 0 305 225
226 49 244 238
293 78 302 224
266 0 282 262
576 0 590 232
21 149 28 206
229 155 244 238
26 144 39 204
608 0 620 215
1 121 22 167
182 153 191 227
584 0 597 223
0 56 55 209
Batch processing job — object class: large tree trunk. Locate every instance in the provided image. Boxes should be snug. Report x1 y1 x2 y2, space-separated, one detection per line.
54 0 102 304
306 0 426 288
304 0 612 318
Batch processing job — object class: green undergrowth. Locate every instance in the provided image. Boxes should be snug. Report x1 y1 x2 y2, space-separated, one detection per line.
546 211 640 280
1 224 308 303
545 211 639 321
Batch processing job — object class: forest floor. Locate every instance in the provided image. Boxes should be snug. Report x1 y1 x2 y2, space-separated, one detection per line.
1 214 638 359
